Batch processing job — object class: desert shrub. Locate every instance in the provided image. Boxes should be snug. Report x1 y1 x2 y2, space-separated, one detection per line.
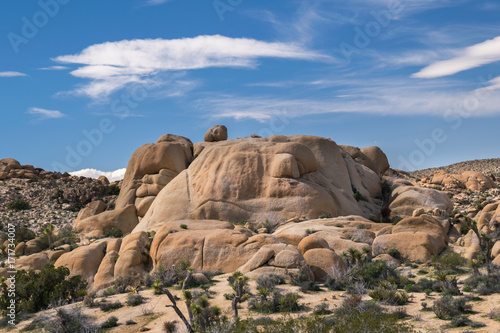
392 307 408 319
350 260 401 288
318 213 332 219
0 264 86 319
488 307 500 320
325 276 346 291
369 283 409 305
190 296 222 331
248 291 301 314
99 301 123 312
126 293 143 306
256 274 284 290
388 248 402 260
290 266 320 292
449 316 471 327
103 227 123 238
13 226 36 243
83 290 97 308
46 308 98 333
113 273 140 293
107 183 120 195
126 319 137 325
432 296 471 319
313 302 331 315
163 320 177 333
7 199 30 211
463 271 500 295
179 224 188 229
101 316 119 329
432 252 466 272
207 313 413 333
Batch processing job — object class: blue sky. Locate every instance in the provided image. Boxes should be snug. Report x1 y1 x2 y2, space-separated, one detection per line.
1 0 500 176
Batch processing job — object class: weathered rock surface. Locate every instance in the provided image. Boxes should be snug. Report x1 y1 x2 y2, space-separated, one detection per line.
136 136 384 232
150 220 282 272
74 204 138 238
372 215 449 262
389 185 453 217
204 125 228 142
114 134 193 218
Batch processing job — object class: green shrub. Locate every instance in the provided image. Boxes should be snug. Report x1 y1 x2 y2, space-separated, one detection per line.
101 316 119 329
103 228 123 238
369 283 409 305
351 260 401 288
0 264 86 320
7 199 30 211
256 274 284 290
318 213 332 219
126 293 143 306
432 296 471 320
179 224 188 229
432 252 466 272
47 308 98 333
107 184 120 195
99 301 123 312
464 272 500 295
449 316 470 327
388 248 402 260
313 303 331 315
290 266 320 292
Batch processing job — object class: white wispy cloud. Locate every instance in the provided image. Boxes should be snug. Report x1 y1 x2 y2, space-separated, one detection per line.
27 107 66 120
196 77 500 120
144 0 173 5
413 36 500 78
0 71 27 77
70 168 126 182
53 35 331 101
38 66 69 70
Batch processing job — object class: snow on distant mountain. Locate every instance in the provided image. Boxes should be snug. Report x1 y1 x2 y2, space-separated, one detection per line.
70 168 126 182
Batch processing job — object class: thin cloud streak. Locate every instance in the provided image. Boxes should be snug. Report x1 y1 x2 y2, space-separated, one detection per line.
413 36 500 78
27 107 66 120
0 71 27 77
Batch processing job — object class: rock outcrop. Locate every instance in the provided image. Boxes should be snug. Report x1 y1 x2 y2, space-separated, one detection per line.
135 136 385 232
114 134 193 218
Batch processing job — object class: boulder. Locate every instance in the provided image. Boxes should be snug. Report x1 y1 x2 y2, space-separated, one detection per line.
16 253 50 272
491 240 500 259
150 222 282 272
204 125 228 142
372 215 449 262
389 186 453 217
372 254 401 267
135 136 384 232
115 134 193 211
360 146 390 176
55 241 107 281
430 171 495 192
74 200 108 224
74 204 138 238
14 242 26 256
24 239 43 255
114 232 149 279
303 248 347 282
297 234 330 255
94 238 123 290
98 176 110 185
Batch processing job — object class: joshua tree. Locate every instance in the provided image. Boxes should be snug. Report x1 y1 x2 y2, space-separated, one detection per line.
44 224 55 248
228 271 249 322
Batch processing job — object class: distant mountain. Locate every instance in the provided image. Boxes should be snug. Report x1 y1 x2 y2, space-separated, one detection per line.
70 168 126 182
410 158 500 178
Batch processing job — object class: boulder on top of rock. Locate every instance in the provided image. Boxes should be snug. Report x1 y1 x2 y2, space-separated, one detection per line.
303 248 347 282
204 125 228 142
74 200 107 225
372 214 449 262
135 135 384 232
114 134 193 214
74 204 138 238
339 145 389 176
389 185 453 217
